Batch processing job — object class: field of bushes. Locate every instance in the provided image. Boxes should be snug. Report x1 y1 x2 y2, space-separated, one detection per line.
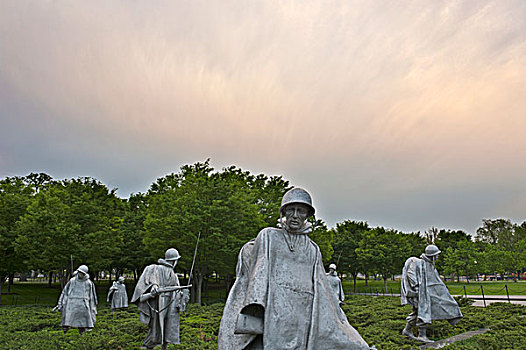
1 295 525 349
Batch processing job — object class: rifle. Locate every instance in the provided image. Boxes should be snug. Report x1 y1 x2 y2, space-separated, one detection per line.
140 284 192 302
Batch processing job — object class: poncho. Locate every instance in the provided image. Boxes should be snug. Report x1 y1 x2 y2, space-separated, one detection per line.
131 259 186 347
218 227 370 350
107 281 128 309
58 274 98 329
326 272 345 302
401 255 463 325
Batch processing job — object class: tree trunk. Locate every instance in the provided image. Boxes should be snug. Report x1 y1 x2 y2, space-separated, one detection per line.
48 270 53 287
7 273 14 293
224 274 234 299
0 275 6 305
383 277 388 294
195 273 203 305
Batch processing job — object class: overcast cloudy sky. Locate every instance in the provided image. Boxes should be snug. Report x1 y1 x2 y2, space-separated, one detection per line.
1 0 525 234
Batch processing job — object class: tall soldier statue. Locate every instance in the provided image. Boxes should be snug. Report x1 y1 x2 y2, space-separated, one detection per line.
218 188 371 349
401 244 463 343
132 248 190 350
54 265 98 335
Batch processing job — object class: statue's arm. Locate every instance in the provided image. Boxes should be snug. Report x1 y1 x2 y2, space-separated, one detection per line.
235 304 264 334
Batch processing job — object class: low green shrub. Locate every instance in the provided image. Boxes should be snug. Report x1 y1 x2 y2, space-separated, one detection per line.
0 297 524 349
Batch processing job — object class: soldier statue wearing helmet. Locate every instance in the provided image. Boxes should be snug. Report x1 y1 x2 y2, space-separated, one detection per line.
132 248 190 350
401 244 463 343
219 188 371 349
107 275 128 312
326 263 345 304
54 265 98 335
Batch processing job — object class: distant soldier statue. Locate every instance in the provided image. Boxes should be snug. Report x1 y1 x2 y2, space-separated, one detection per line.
107 276 128 312
54 265 98 335
218 188 371 349
401 244 463 343
326 263 345 304
131 248 190 350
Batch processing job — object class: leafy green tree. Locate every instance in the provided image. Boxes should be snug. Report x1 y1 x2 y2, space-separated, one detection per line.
309 219 333 265
116 193 150 281
357 228 411 293
331 220 369 292
0 177 34 304
476 219 526 280
16 177 123 287
441 240 478 283
144 161 277 304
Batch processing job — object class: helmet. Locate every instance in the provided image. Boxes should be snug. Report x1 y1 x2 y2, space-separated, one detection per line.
279 188 315 217
329 263 337 270
76 265 89 275
425 244 441 257
165 248 181 261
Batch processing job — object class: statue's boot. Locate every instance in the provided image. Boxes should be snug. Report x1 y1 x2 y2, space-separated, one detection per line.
416 327 433 343
401 322 416 339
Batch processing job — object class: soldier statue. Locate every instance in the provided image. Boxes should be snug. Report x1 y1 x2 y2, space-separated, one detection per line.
401 244 463 343
326 263 345 304
54 265 98 335
107 276 128 312
218 187 371 349
131 248 190 350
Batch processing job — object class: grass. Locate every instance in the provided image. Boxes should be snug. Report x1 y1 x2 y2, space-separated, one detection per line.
1 295 525 349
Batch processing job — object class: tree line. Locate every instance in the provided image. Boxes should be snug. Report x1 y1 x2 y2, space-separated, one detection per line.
1 160 525 305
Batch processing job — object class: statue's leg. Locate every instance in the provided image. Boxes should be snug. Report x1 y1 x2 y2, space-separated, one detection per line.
79 327 85 335
402 306 417 339
417 325 432 343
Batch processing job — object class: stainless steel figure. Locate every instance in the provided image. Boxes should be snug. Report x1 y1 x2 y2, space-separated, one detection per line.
218 188 370 350
54 265 98 335
401 245 463 343
131 248 190 350
107 276 128 311
326 263 345 304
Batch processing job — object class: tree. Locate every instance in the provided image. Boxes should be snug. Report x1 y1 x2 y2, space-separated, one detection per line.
331 220 369 292
357 228 411 293
144 161 280 304
476 219 526 280
16 177 124 288
0 177 33 304
309 219 333 264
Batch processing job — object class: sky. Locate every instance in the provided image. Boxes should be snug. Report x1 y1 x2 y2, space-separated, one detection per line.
1 0 525 235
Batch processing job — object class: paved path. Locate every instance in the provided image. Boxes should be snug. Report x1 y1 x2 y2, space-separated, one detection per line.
419 328 490 349
348 293 526 306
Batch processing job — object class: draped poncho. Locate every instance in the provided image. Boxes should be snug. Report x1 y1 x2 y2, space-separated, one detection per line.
218 227 370 349
401 255 463 325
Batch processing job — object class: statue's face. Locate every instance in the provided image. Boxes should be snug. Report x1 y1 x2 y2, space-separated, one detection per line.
284 203 309 231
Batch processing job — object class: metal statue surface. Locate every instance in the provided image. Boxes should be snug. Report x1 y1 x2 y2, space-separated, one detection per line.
401 244 463 343
326 263 345 304
54 265 98 335
131 248 190 350
107 276 128 311
218 188 370 349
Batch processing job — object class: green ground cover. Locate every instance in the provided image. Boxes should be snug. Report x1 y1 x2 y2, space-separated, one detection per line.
1 295 525 349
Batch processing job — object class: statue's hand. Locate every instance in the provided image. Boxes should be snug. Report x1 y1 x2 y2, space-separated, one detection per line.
150 285 160 296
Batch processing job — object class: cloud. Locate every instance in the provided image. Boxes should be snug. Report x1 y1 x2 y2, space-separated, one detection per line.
1 0 525 233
